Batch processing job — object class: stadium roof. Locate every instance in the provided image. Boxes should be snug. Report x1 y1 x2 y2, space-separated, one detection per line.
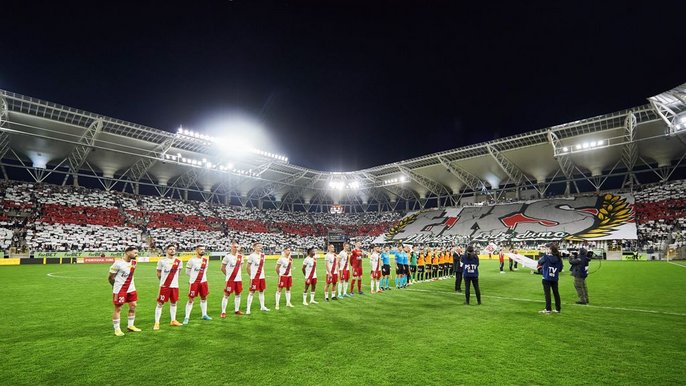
1 83 685 212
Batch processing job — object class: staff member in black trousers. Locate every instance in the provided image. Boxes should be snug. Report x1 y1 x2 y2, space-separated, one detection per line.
537 243 563 314
461 246 481 305
453 246 463 292
568 248 591 304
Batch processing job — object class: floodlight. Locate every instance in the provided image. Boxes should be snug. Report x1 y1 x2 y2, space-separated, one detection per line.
562 147 569 152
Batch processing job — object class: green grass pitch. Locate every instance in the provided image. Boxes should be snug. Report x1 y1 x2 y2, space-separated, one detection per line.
1 259 685 385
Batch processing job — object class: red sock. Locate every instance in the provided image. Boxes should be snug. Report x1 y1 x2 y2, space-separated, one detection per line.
357 280 361 292
349 280 355 292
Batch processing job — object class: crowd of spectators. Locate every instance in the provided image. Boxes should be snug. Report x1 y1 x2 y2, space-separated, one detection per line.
0 180 400 253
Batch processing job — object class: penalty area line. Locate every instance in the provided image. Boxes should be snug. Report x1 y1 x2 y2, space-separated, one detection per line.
405 288 686 317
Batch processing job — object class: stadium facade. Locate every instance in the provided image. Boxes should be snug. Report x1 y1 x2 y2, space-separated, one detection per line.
0 83 685 214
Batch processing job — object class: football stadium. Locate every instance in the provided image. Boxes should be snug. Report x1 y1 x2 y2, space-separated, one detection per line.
0 0 686 385
2 83 686 384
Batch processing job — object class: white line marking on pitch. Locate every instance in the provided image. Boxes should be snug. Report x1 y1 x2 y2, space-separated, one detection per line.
667 261 686 269
405 288 686 317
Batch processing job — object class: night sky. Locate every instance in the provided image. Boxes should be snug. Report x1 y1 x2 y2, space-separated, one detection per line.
3 1 685 171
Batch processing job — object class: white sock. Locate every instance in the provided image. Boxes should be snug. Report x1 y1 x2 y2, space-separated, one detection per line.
331 290 335 298
371 282 374 292
184 302 193 319
376 280 380 292
303 293 307 303
221 296 228 314
113 319 120 330
200 300 207 316
234 295 241 312
343 283 348 295
258 292 265 308
246 293 254 312
285 291 291 304
127 316 135 328
170 303 177 321
154 304 163 323
325 291 329 300
310 292 315 301
275 292 281 307
337 283 342 296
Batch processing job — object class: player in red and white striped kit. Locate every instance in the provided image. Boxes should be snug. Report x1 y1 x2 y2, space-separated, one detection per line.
324 243 338 301
183 245 212 324
108 246 141 336
369 245 382 293
245 241 270 315
338 243 351 298
302 247 318 305
275 246 294 310
154 244 183 330
220 240 244 317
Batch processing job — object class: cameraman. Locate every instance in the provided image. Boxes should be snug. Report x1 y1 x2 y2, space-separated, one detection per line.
568 248 591 305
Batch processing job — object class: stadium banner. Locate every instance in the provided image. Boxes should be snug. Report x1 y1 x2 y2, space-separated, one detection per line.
385 193 636 243
34 251 126 259
504 253 539 270
20 258 43 265
0 258 20 266
0 251 4 258
83 257 115 264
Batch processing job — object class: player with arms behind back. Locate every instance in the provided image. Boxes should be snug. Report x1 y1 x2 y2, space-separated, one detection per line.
154 244 183 330
338 243 351 298
275 246 295 310
245 241 270 315
369 245 382 293
220 240 244 317
183 245 212 324
108 246 141 336
324 243 339 301
302 247 319 305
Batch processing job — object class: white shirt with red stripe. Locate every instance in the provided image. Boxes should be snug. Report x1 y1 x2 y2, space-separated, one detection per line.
338 250 349 271
325 252 338 274
186 256 208 283
369 252 380 272
222 253 243 282
276 256 292 277
157 257 182 288
247 253 266 280
303 256 317 279
109 259 136 294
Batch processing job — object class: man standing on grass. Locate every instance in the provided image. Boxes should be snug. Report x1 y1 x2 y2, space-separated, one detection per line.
108 246 141 336
568 248 591 305
395 244 405 288
302 247 319 305
454 246 463 292
246 241 270 315
275 246 295 310
220 240 244 317
338 243 351 298
183 245 211 324
324 243 339 301
154 244 183 330
369 245 382 293
350 241 364 295
380 245 392 290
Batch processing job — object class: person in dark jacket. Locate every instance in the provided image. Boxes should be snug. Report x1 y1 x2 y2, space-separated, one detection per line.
537 243 563 314
461 246 481 305
453 246 463 292
568 248 591 304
